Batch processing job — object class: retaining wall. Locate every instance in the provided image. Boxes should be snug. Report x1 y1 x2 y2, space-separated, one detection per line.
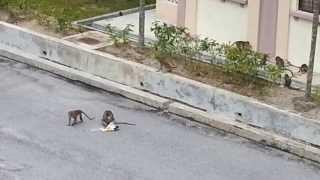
1 22 320 146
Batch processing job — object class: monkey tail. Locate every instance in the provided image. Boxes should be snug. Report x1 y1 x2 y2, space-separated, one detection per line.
80 111 95 120
115 122 136 126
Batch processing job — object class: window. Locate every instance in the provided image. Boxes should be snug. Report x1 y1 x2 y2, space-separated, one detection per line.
299 0 316 13
167 0 178 4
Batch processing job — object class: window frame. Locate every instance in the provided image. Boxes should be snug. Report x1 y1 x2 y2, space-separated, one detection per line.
298 0 314 13
292 0 320 23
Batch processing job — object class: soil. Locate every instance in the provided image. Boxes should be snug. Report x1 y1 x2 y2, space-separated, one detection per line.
0 10 78 38
77 37 102 45
100 44 320 120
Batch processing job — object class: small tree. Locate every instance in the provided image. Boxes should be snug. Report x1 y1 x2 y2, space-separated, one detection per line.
138 0 145 47
305 0 320 99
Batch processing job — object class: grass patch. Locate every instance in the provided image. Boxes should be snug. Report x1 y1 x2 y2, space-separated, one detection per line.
0 0 155 32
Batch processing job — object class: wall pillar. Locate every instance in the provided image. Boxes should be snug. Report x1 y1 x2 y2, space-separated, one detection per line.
156 0 179 25
247 0 261 50
177 0 186 27
276 0 291 59
184 0 198 34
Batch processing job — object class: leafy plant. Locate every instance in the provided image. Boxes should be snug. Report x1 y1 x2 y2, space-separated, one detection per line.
0 0 9 8
17 0 27 10
265 64 283 84
56 15 71 32
151 22 285 86
222 43 264 83
105 24 134 47
199 38 219 57
151 21 185 59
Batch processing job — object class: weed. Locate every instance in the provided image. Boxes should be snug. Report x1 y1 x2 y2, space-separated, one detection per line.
105 24 134 47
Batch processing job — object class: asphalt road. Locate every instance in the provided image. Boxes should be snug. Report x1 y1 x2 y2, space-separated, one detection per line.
0 58 320 180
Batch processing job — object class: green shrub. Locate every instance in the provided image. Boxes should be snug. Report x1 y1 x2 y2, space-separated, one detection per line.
105 24 134 47
0 0 9 8
151 21 185 58
151 22 283 85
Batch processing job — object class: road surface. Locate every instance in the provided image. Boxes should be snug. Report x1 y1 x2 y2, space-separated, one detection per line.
0 58 320 180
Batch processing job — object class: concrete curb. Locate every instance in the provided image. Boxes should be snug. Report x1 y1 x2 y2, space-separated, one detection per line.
168 102 320 163
0 47 168 109
1 47 320 164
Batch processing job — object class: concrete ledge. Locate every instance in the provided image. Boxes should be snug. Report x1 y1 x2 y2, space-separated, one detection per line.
168 102 320 163
0 47 168 109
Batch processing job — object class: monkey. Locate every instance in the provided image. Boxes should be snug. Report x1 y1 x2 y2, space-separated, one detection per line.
284 74 300 90
275 56 285 68
275 56 297 81
101 110 136 131
280 58 308 74
67 110 94 126
260 53 269 66
157 58 177 72
284 74 292 88
119 11 123 16
233 41 252 50
299 64 308 73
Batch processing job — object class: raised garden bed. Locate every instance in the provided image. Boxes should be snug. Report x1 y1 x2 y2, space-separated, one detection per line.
98 43 320 120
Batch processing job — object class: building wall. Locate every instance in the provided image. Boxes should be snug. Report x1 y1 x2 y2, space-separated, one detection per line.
156 0 320 72
288 0 320 72
275 0 290 59
156 0 179 25
196 0 249 43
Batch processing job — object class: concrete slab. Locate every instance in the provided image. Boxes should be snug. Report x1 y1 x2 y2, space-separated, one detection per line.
62 31 112 50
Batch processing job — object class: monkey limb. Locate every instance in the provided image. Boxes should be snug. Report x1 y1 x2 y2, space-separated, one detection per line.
284 74 300 91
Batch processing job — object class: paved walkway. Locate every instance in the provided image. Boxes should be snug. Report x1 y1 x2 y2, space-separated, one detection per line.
92 9 158 40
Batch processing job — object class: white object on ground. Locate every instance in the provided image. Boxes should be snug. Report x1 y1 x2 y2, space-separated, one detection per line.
100 122 118 132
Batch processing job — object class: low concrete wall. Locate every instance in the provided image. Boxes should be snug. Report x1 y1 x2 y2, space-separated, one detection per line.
1 22 320 146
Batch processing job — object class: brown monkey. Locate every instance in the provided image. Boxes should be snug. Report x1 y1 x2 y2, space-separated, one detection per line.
101 110 135 130
284 74 300 90
275 56 285 68
157 58 177 72
275 56 296 80
299 64 308 73
67 110 94 126
233 41 252 50
260 53 269 66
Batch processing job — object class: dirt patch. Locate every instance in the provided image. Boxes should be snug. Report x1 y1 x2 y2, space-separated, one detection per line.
77 37 102 45
0 10 81 38
99 44 320 120
16 20 64 38
0 9 62 38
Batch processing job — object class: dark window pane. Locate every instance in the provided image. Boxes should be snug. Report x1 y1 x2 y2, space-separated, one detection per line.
299 0 314 13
